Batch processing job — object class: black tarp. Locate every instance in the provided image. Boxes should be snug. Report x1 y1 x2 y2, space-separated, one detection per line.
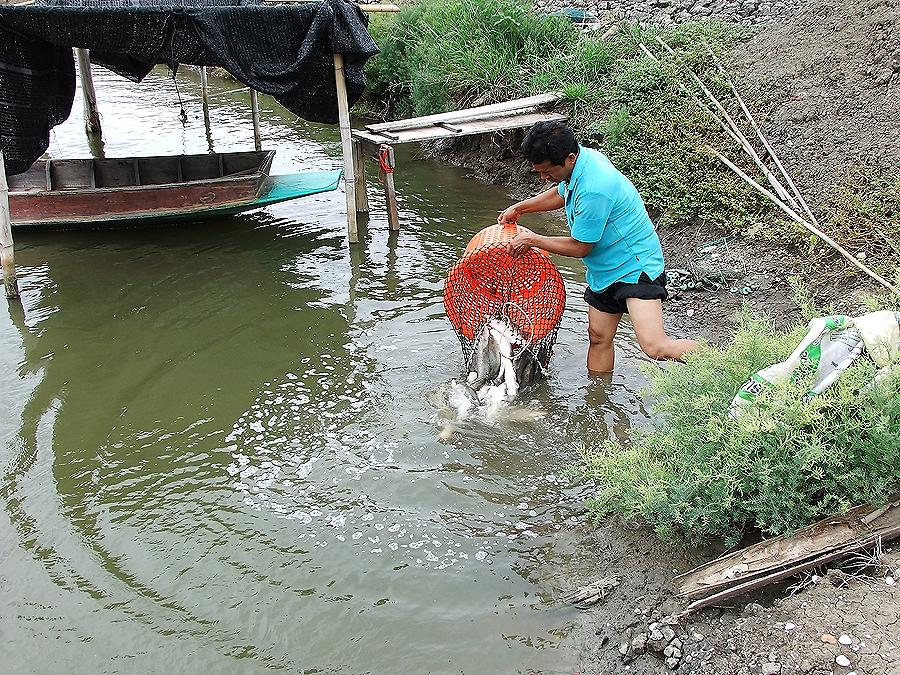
0 0 379 174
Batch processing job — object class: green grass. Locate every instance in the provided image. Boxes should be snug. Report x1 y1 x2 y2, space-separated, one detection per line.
578 311 900 545
363 0 769 232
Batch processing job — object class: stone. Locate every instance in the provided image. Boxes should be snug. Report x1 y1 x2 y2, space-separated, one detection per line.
762 664 782 675
836 655 852 667
821 633 838 645
630 633 648 654
784 622 796 631
666 656 681 669
742 602 764 616
663 643 682 659
799 661 813 674
839 634 853 645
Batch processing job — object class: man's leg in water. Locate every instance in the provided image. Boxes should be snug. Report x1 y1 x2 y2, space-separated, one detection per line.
587 307 623 373
626 297 699 361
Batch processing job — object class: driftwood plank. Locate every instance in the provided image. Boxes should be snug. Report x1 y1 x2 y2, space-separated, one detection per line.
677 498 900 608
365 92 563 133
354 112 568 146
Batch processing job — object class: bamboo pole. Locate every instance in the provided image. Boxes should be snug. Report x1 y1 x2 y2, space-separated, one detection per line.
0 152 20 299
707 145 899 295
653 37 797 210
701 42 822 230
250 88 262 152
75 48 102 137
333 53 358 243
637 44 743 148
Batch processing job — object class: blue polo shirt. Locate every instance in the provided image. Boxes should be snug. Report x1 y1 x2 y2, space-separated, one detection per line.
557 146 664 292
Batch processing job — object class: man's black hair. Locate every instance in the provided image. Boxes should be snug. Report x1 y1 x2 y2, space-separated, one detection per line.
520 121 579 165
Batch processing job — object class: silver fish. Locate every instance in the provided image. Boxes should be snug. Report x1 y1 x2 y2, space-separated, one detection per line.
467 323 501 389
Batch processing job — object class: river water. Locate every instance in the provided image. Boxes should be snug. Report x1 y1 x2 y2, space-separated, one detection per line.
0 67 656 673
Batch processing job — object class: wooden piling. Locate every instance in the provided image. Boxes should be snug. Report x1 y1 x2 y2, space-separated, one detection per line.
200 66 211 118
0 152 20 299
250 88 262 152
379 144 400 231
352 140 369 214
333 53 358 243
75 48 102 137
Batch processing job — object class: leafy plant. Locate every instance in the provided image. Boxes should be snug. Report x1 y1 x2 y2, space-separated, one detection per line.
578 311 900 545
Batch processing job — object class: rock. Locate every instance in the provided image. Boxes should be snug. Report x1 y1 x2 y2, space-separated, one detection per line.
799 660 813 674
762 664 782 675
666 656 681 669
839 634 853 645
821 633 838 644
742 602 764 616
630 633 648 655
784 622 796 631
663 642 683 659
836 655 852 667
648 626 676 652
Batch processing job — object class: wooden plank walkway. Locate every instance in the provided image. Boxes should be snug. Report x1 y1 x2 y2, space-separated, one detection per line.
352 93 566 229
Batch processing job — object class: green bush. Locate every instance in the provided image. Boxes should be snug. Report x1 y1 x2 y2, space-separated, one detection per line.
579 312 900 545
364 0 768 231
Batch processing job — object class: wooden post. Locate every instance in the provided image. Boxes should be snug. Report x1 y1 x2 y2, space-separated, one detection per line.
352 140 369 214
379 144 400 231
333 53 358 243
250 88 262 152
75 48 102 136
0 152 20 299
200 66 211 119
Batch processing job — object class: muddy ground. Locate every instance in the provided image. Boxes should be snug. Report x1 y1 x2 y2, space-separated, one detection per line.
417 0 899 672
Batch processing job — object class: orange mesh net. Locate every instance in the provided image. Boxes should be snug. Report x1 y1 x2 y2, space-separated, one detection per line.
443 223 566 373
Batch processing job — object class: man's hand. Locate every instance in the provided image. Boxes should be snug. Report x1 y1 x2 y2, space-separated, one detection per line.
497 205 521 225
507 231 534 258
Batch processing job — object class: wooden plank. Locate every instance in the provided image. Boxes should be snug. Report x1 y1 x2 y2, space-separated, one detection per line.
678 498 900 600
334 53 358 244
261 0 401 10
352 140 369 214
366 93 563 133
261 0 400 9
353 111 568 145
0 151 20 299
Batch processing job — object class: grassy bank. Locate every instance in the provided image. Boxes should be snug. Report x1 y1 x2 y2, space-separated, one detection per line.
364 0 770 232
363 0 899 280
578 306 900 545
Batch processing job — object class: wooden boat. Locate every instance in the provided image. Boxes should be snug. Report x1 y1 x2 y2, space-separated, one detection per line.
7 150 342 229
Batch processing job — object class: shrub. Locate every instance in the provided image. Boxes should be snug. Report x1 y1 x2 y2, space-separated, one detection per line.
579 311 900 545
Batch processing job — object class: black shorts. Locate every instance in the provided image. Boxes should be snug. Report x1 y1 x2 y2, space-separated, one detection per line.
584 271 668 314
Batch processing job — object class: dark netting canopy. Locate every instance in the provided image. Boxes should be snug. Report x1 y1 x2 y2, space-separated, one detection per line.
0 0 379 174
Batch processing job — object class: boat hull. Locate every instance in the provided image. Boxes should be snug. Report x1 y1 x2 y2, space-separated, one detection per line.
9 170 343 230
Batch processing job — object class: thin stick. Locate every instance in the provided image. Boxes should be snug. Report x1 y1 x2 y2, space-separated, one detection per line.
654 36 797 209
702 41 820 229
250 88 262 151
333 53 358 244
638 43 742 148
708 146 898 294
0 152 20 299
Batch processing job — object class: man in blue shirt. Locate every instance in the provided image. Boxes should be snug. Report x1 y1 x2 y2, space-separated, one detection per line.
499 121 698 373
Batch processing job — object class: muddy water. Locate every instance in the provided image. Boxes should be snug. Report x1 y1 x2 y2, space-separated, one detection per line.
0 67 659 673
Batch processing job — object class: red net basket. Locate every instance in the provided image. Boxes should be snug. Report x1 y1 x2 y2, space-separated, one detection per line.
444 223 566 369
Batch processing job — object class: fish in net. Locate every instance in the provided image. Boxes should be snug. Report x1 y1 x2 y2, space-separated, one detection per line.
443 222 566 412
